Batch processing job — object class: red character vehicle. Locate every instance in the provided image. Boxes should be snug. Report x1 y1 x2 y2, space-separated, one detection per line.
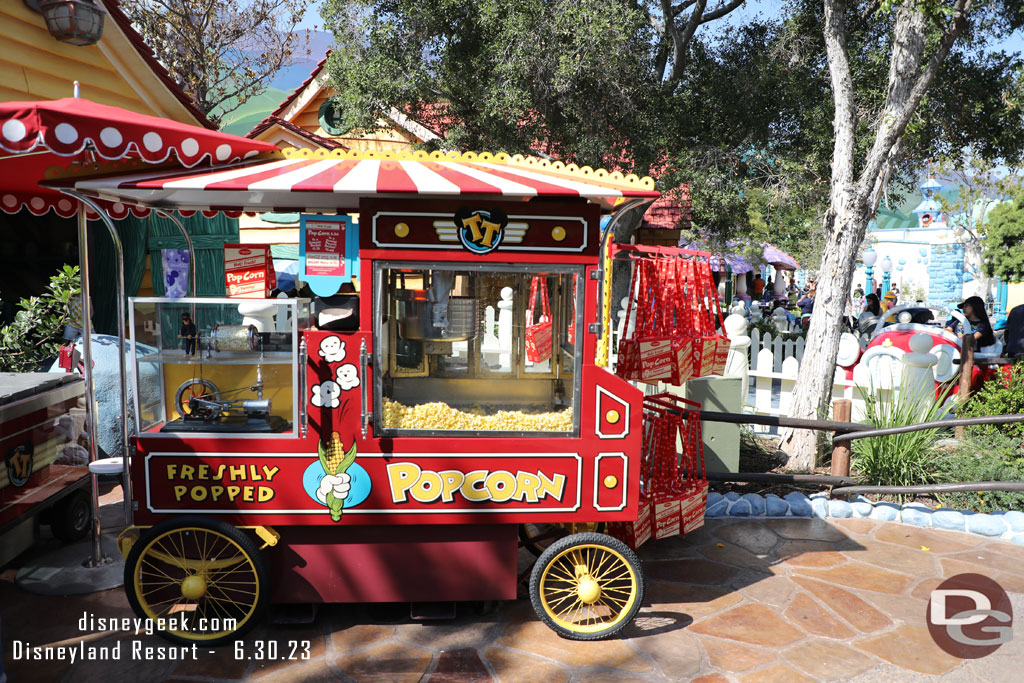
55 149 707 643
851 304 1003 392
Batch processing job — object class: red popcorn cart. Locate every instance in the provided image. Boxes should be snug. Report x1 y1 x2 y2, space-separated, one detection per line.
50 148 712 645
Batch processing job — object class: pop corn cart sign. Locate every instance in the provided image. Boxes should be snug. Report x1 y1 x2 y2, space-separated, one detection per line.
224 244 274 298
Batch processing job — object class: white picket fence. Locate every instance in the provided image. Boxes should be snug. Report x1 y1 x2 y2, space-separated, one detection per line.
745 329 871 434
608 309 876 434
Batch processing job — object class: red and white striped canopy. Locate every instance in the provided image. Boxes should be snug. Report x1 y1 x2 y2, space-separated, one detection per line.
53 150 660 214
0 98 277 219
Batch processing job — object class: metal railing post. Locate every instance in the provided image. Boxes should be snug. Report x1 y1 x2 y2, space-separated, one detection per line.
64 191 132 527
75 206 109 567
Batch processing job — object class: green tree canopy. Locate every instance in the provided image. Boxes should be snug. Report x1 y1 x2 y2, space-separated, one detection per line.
320 0 1024 273
983 192 1024 281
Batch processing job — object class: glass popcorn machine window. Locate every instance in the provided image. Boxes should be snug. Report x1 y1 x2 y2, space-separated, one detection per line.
129 297 311 437
374 263 583 436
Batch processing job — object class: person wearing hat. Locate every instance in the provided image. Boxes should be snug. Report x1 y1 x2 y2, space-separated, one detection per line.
881 290 897 312
945 296 995 348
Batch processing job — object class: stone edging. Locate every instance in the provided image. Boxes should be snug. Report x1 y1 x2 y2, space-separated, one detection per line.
706 490 1024 545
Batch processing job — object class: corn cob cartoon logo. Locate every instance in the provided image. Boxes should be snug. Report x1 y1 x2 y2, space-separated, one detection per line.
317 432 357 521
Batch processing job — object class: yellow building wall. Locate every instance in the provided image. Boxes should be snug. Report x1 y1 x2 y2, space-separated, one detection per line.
1007 282 1024 311
1 1 203 124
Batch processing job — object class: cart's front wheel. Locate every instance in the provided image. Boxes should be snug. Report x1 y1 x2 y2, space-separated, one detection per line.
124 517 269 646
529 532 644 640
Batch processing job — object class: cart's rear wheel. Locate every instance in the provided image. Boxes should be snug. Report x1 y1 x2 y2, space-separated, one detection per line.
174 379 221 419
519 522 605 557
530 532 644 640
124 516 269 646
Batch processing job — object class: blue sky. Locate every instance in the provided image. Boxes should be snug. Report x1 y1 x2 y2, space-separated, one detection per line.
295 1 1024 56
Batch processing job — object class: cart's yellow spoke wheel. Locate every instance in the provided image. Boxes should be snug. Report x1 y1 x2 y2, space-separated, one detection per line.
124 516 269 647
519 521 606 557
529 532 644 640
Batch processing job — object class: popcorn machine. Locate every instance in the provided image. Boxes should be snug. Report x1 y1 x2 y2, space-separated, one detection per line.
53 149 677 645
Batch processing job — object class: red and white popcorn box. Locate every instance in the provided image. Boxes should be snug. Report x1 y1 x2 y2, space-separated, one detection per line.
608 496 652 550
652 493 681 540
680 482 710 534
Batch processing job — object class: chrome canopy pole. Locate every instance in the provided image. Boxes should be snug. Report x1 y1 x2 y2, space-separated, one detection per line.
591 198 653 340
65 191 133 526
75 206 109 567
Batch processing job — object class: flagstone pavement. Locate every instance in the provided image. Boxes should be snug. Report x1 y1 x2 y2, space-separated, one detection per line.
2 488 1023 682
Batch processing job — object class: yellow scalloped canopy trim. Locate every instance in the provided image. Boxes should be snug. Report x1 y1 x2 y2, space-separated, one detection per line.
280 148 656 191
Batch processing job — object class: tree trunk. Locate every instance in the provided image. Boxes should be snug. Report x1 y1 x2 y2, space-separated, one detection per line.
963 239 990 301
779 0 971 470
780 190 870 470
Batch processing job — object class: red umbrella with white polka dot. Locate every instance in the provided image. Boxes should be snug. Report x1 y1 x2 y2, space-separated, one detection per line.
0 98 277 218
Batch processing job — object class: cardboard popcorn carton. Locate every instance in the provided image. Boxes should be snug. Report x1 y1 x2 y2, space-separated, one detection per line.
608 497 652 550
698 336 718 377
675 337 694 383
680 482 709 534
652 494 681 540
639 338 675 381
224 244 274 298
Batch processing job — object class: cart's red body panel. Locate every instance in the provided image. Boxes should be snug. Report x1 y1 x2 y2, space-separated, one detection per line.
268 524 519 603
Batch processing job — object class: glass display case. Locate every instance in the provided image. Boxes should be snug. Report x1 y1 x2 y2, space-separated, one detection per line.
373 262 583 436
129 297 312 437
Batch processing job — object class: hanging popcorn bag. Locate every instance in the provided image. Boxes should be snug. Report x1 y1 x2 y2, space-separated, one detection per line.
676 397 709 533
607 401 657 549
525 276 553 363
567 275 578 345
635 260 678 385
646 393 709 535
648 407 682 540
709 280 730 376
678 259 712 378
669 258 695 384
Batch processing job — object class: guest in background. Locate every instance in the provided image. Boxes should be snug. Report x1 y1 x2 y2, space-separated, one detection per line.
945 296 995 348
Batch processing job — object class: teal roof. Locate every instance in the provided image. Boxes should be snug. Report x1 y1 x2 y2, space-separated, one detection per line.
270 244 299 260
259 212 301 224
870 207 915 231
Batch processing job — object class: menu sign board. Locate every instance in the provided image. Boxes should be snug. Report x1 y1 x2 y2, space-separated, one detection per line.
304 219 347 277
224 244 274 298
300 215 358 296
